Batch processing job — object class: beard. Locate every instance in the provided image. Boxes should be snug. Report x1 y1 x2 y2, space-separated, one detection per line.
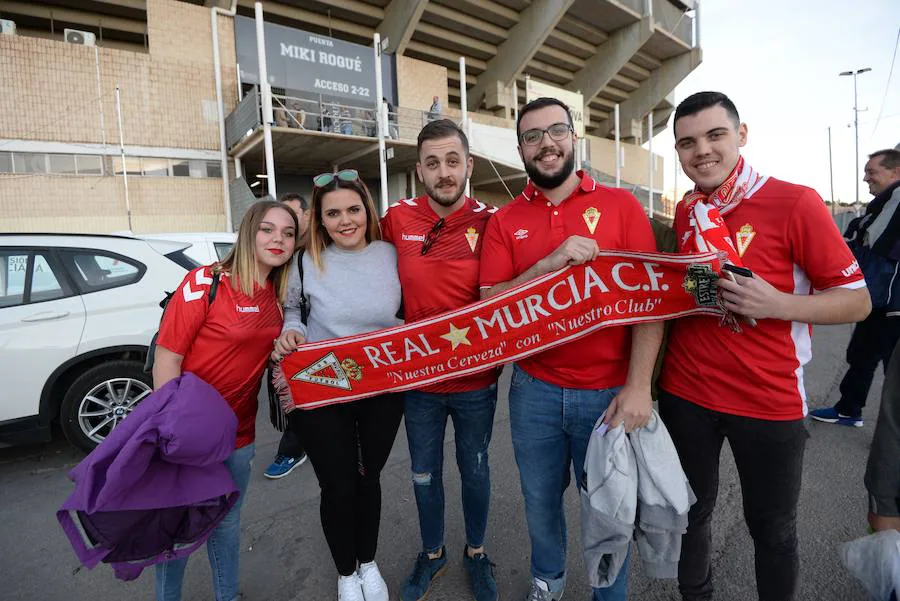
524 149 576 190
424 178 466 207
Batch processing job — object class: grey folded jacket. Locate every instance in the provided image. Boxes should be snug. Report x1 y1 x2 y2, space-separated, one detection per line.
580 411 695 587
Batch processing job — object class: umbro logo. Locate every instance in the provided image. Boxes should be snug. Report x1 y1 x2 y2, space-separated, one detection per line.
514 229 529 240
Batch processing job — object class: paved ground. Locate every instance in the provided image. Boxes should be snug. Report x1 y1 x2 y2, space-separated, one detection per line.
0 323 880 600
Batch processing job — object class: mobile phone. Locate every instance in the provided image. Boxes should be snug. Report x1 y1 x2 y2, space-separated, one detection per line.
721 265 757 327
722 263 753 278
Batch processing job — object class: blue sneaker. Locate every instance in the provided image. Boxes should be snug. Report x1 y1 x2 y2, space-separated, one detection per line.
463 546 497 601
809 406 863 427
401 547 448 601
263 453 307 479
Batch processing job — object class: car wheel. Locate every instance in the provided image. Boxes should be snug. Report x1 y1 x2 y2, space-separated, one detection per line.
60 360 153 452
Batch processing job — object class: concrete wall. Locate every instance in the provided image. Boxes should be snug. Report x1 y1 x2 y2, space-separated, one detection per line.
587 135 664 189
0 174 224 233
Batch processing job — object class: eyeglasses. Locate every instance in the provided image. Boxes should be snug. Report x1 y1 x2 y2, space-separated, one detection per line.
519 122 573 146
420 218 445 255
313 169 359 188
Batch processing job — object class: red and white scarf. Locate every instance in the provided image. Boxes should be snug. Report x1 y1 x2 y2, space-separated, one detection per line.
682 156 764 266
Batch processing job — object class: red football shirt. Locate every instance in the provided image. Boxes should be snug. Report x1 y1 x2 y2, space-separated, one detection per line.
479 172 657 389
381 195 499 393
157 266 283 448
659 177 866 420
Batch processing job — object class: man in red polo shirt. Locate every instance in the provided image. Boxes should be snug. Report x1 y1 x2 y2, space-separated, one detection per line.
479 97 662 601
658 91 870 601
381 119 499 601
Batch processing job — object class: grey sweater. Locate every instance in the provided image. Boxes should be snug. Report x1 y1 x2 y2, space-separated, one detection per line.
282 241 402 343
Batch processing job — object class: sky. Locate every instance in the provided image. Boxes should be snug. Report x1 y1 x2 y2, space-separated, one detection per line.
652 0 900 204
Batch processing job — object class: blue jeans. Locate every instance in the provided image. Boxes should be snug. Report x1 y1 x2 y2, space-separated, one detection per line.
508 365 629 601
404 383 498 553
155 443 255 601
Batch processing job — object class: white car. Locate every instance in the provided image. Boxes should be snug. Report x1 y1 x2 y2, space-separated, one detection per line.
0 233 197 451
139 232 235 266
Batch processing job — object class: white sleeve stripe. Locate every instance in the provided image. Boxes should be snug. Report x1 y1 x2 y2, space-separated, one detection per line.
816 279 867 292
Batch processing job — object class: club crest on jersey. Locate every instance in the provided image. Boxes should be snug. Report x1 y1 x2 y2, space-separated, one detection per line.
583 207 601 234
292 352 363 390
735 224 756 257
465 227 479 252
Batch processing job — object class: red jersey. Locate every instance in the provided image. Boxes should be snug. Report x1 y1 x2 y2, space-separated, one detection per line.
157 266 283 448
660 177 866 420
479 172 656 389
381 195 499 393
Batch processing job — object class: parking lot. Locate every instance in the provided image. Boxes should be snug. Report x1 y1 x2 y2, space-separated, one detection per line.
0 322 879 600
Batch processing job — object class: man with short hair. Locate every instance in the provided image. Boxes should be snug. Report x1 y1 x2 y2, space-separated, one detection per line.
479 97 662 601
658 91 871 601
381 119 499 601
264 192 311 480
811 149 900 427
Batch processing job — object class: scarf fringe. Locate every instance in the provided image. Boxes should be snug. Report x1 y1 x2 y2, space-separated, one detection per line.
271 362 297 417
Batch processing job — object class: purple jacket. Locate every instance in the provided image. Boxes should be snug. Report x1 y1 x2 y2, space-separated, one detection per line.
57 373 239 581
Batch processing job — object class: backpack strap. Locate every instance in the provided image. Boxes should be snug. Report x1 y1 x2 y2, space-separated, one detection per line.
296 251 309 326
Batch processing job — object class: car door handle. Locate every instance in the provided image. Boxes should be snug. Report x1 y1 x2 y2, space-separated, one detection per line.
21 311 70 322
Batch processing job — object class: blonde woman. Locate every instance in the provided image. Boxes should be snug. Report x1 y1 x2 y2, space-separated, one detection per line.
154 199 299 601
273 170 403 601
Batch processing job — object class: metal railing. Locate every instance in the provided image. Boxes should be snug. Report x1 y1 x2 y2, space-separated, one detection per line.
269 93 441 142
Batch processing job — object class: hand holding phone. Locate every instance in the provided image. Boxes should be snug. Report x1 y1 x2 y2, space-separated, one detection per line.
721 264 758 327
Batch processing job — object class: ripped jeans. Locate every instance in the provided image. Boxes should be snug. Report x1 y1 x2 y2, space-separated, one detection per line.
404 384 498 553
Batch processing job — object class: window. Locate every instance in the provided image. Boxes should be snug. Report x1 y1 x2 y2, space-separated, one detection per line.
112 157 142 176
214 242 233 260
49 154 77 175
0 252 66 307
76 155 103 175
29 255 65 302
61 251 144 292
141 157 169 177
13 153 47 174
0 253 27 307
172 160 191 177
0 152 12 173
206 161 222 178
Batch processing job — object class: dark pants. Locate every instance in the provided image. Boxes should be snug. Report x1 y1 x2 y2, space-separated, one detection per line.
836 309 900 418
289 393 404 576
276 424 304 458
659 391 808 601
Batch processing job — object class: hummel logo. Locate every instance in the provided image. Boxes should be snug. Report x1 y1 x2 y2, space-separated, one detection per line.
514 228 529 240
236 305 259 313
402 233 426 242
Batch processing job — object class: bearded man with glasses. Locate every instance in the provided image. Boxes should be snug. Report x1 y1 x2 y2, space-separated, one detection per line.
380 119 500 601
479 97 662 601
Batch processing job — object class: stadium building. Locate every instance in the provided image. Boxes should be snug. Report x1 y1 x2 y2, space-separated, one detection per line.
0 0 701 232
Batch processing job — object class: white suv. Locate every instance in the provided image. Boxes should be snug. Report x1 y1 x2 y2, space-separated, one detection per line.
0 234 197 451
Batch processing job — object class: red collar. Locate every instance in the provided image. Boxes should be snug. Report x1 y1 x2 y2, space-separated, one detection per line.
522 170 597 203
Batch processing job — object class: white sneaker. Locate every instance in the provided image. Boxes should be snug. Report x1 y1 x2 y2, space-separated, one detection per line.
358 561 389 601
338 573 365 601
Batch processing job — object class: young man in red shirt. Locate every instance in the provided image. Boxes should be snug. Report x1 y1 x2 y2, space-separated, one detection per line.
658 91 871 601
479 97 662 601
381 119 499 601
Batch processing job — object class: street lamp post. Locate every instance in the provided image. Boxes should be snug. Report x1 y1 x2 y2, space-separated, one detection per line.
839 67 871 204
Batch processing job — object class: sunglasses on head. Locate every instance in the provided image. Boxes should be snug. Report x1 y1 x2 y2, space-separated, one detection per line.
313 169 359 188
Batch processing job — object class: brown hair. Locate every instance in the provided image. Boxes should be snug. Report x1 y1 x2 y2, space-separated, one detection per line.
869 149 900 170
218 199 298 303
307 175 382 270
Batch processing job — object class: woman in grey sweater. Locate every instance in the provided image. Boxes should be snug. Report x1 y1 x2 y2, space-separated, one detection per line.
273 170 403 601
